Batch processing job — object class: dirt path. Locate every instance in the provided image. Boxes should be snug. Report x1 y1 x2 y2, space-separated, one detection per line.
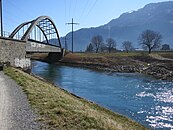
149 54 173 61
0 71 40 130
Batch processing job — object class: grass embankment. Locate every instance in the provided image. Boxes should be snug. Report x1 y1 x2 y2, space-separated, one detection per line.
62 51 173 64
61 52 147 65
59 52 173 81
59 52 152 73
4 67 147 130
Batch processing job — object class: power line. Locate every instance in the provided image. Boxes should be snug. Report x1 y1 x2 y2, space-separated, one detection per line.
66 18 79 53
77 0 98 24
73 0 77 18
78 0 90 22
86 0 98 18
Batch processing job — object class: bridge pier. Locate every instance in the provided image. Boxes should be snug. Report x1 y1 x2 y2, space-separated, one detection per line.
46 49 64 63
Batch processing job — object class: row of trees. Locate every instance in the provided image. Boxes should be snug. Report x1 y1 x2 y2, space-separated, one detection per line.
86 36 117 53
86 29 163 53
86 36 116 53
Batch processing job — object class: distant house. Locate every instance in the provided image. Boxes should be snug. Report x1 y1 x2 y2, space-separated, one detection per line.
161 44 170 50
134 48 145 51
101 47 117 52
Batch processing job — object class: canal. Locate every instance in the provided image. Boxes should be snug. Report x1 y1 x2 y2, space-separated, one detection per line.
32 61 173 130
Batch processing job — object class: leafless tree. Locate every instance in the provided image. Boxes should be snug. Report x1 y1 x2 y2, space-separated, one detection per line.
122 41 133 53
100 43 106 52
106 38 116 53
91 35 103 53
139 30 162 53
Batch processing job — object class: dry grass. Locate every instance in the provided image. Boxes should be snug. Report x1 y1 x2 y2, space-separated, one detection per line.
62 51 173 66
156 51 173 59
61 52 150 67
4 67 148 130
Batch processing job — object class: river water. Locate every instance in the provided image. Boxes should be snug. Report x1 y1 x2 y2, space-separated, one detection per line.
31 61 173 130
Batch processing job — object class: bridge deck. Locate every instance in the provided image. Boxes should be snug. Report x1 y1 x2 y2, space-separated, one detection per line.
26 41 62 53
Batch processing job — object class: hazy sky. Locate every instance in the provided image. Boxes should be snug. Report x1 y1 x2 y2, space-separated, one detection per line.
3 0 172 37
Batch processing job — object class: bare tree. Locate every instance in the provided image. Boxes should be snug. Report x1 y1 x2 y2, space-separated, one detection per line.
100 43 106 52
122 41 133 53
139 30 162 53
91 35 103 53
106 38 116 53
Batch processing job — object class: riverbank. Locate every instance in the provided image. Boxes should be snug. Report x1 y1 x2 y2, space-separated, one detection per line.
58 52 173 81
0 71 40 130
4 67 147 130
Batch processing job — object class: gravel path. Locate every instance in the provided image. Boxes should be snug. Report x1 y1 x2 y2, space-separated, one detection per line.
149 54 173 61
0 71 40 130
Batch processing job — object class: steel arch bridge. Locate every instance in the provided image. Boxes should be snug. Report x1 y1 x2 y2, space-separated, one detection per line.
9 16 62 48
8 16 64 62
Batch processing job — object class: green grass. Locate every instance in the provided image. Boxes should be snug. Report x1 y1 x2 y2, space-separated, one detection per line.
4 67 148 130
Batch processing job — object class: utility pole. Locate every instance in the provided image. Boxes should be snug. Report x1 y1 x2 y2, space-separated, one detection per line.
0 0 3 37
66 18 79 53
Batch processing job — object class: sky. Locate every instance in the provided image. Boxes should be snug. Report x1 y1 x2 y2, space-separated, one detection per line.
3 0 173 37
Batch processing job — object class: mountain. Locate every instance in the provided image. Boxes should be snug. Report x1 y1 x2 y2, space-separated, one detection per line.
61 1 173 51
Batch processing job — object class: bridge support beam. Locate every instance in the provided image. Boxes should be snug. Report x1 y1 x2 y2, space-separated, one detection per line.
46 49 64 63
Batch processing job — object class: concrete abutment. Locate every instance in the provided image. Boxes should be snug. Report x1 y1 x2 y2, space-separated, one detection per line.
0 37 29 68
0 37 64 69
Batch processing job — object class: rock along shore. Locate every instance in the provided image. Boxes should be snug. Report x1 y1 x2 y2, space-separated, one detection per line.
58 60 173 81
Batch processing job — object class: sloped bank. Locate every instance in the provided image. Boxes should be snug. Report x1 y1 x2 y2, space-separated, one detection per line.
58 53 173 81
4 67 148 130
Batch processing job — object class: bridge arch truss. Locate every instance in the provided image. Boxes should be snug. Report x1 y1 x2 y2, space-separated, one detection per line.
9 16 62 47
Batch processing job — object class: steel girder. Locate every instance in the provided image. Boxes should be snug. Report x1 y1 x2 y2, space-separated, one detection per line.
9 16 61 47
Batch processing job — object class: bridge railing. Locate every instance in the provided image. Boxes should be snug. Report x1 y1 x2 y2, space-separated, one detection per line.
0 30 23 40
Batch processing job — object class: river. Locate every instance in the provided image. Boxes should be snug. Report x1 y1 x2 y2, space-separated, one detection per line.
31 61 173 130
